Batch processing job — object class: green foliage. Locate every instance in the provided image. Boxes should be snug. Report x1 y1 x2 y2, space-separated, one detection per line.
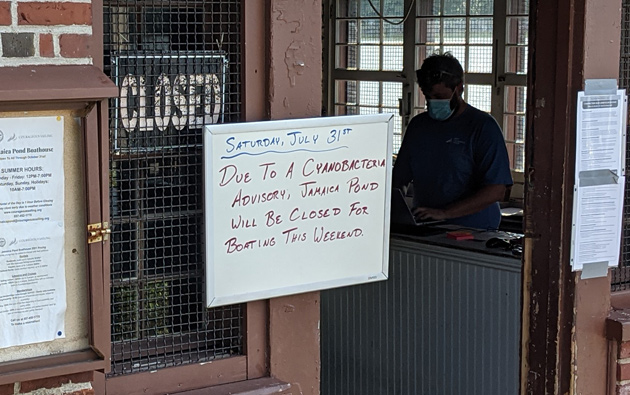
111 281 172 342
143 281 171 337
111 284 139 342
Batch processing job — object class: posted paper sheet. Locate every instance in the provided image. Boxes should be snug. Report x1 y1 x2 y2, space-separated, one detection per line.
571 90 627 271
0 116 66 348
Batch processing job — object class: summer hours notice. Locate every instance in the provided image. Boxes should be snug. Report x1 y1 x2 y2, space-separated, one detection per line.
204 115 394 307
0 116 66 348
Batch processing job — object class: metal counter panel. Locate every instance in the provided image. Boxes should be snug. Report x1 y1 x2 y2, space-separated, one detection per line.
321 237 521 395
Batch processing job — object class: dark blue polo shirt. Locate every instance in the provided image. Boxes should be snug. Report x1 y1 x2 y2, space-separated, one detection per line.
393 105 513 230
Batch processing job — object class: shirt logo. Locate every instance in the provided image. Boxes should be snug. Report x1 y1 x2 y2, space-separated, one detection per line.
446 137 465 145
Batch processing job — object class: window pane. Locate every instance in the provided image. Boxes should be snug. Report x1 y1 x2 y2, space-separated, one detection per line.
504 115 526 142
382 0 404 16
383 21 404 43
506 46 528 74
359 45 380 70
443 18 466 44
359 81 380 105
383 81 401 107
504 85 527 172
334 80 403 152
466 84 492 112
470 18 493 44
506 17 528 45
506 142 525 171
359 106 379 114
416 18 441 44
468 46 493 73
417 0 440 16
336 20 358 44
444 0 466 15
337 0 359 17
507 0 529 15
336 80 357 104
383 46 403 71
360 0 378 17
443 45 466 65
335 45 358 69
471 0 493 15
360 19 381 43
505 85 527 114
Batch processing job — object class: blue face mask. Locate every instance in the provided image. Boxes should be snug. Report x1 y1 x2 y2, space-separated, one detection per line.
427 92 456 121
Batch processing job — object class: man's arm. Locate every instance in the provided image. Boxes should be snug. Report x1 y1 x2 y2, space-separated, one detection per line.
413 184 506 221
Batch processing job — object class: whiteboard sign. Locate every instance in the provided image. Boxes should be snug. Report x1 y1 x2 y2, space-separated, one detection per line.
204 114 393 307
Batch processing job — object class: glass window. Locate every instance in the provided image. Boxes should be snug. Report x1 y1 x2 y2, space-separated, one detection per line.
328 0 529 169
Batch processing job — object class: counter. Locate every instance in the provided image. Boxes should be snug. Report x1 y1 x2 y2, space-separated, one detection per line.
320 228 522 395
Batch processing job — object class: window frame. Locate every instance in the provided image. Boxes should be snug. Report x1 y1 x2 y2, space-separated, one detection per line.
324 0 529 173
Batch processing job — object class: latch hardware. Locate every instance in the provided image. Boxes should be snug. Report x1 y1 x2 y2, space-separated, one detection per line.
87 222 111 244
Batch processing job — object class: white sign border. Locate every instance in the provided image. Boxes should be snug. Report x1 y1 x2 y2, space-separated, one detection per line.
203 114 394 307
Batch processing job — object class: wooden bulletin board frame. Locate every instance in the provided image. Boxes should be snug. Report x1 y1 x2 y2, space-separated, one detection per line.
0 65 117 384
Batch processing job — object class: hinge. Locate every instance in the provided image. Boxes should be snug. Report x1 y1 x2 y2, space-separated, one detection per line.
87 222 111 244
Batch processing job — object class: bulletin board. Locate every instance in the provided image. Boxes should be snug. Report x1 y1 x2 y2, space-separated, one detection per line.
0 111 89 361
204 114 394 307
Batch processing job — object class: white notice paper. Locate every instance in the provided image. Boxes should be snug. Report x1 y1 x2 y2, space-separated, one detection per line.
576 91 626 175
0 116 65 348
571 89 627 271
571 180 625 270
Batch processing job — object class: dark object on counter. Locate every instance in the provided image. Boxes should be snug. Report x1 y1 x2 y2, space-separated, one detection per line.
486 237 512 249
486 236 524 257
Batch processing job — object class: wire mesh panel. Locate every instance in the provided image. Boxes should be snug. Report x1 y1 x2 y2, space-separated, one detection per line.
103 0 244 376
612 0 630 291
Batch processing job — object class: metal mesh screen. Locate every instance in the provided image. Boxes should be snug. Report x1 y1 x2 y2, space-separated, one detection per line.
612 0 630 291
103 0 244 375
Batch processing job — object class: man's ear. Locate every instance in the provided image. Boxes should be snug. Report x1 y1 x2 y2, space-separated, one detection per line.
457 82 465 96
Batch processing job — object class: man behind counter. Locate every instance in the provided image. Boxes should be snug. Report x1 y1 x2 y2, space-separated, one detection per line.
392 53 513 230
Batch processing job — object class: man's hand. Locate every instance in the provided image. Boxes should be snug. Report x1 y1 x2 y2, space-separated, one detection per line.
413 207 448 221
411 184 507 222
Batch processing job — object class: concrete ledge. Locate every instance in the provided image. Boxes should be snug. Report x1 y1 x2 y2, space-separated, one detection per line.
172 377 291 395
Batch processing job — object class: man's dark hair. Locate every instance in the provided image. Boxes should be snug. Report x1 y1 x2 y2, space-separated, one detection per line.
416 53 464 91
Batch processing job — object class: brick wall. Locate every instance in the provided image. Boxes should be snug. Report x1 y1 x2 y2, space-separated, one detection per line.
607 310 630 394
0 0 92 65
0 373 94 395
617 341 630 395
615 341 630 395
